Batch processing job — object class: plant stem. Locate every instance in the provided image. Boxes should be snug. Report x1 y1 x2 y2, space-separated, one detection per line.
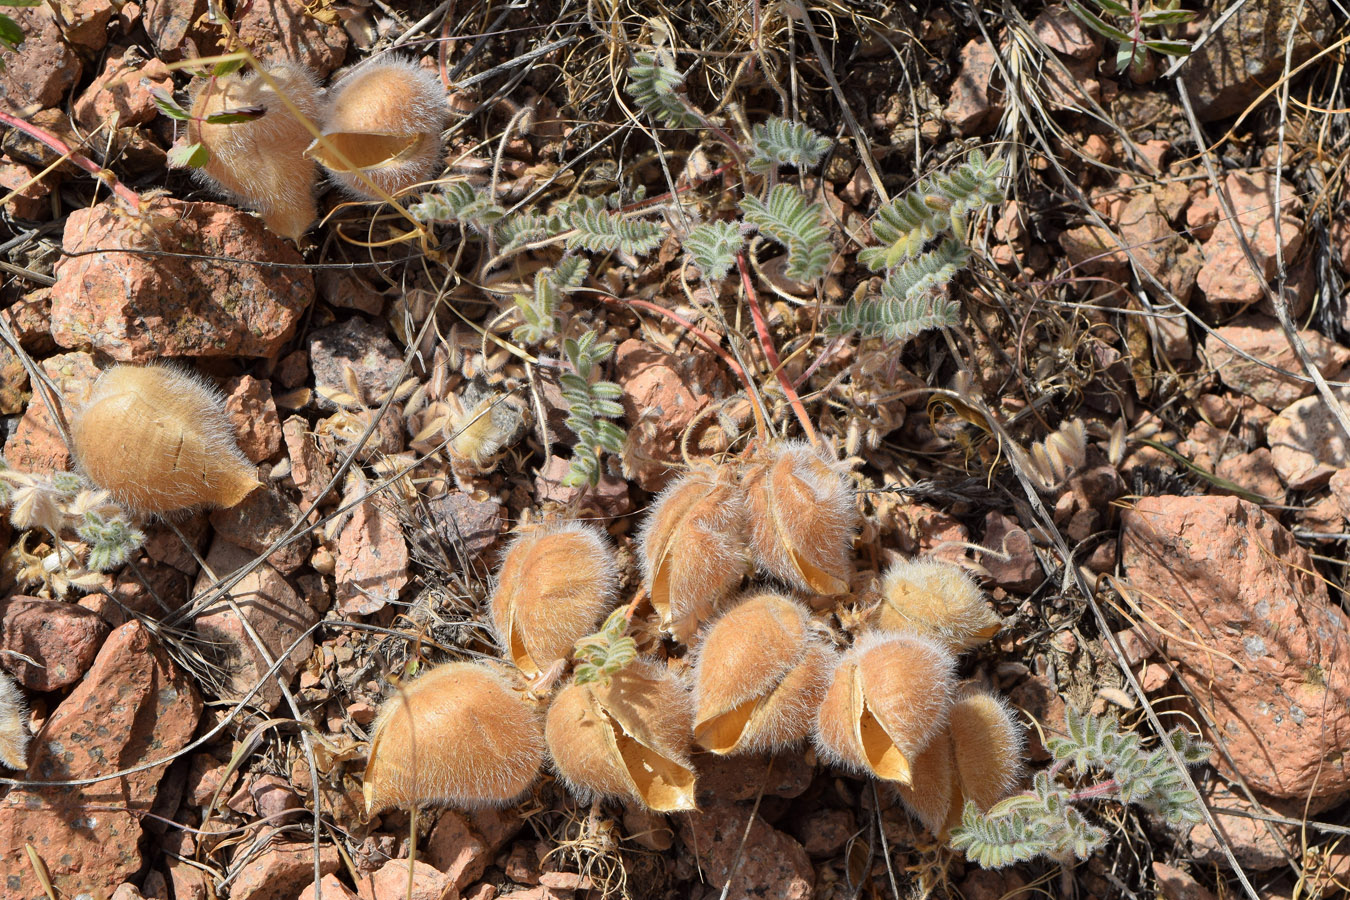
0 109 142 209
1069 778 1118 802
737 252 818 445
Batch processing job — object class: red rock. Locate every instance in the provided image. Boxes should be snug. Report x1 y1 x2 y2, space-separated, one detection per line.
209 482 313 576
1196 170 1302 308
142 0 206 59
0 10 83 116
333 491 409 615
1206 315 1349 408
694 751 814 805
300 873 360 900
0 161 51 220
1188 782 1297 871
1152 862 1218 900
0 341 26 417
73 47 173 130
251 773 304 824
791 808 855 857
50 198 314 362
223 375 284 463
3 350 100 475
167 861 209 900
282 414 336 508
1115 189 1203 307
675 802 814 900
193 538 317 711
1059 223 1127 278
426 810 489 889
533 454 631 521
237 0 349 78
309 318 404 410
0 620 200 897
944 37 1003 136
1268 389 1350 490
462 805 525 855
426 491 503 560
360 859 455 900
1032 4 1101 59
0 596 109 690
1122 495 1350 800
1215 449 1285 504
978 511 1040 592
184 752 239 807
1007 674 1065 762
4 289 54 354
959 869 1028 900
230 836 341 900
318 269 386 315
613 339 719 491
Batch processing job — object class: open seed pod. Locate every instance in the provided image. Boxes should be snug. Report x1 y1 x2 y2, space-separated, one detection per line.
638 468 749 641
545 659 697 811
363 661 544 813
490 522 619 678
692 592 831 754
187 63 323 242
72 365 259 515
815 631 956 785
874 559 1001 653
744 440 858 595
311 56 450 198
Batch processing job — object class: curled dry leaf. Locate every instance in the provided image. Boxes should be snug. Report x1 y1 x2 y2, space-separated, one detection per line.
815 631 956 785
489 521 619 678
187 63 324 242
313 56 451 198
744 440 859 595
72 365 259 515
692 592 831 754
363 661 544 813
874 558 1002 652
638 467 749 641
545 660 697 812
0 671 29 770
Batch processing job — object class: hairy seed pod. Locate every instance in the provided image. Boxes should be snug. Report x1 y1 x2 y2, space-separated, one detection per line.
948 688 1023 814
0 672 29 770
693 593 831 754
894 734 956 836
188 63 323 241
744 441 858 595
72 365 259 515
874 559 1001 653
490 522 619 678
815 631 956 785
312 56 450 198
363 661 544 813
638 468 749 641
545 660 696 811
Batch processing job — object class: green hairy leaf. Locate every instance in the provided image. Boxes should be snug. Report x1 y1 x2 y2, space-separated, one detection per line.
829 238 967 341
741 184 831 281
558 331 627 487
564 196 664 257
150 87 190 120
683 220 742 283
77 512 146 573
167 141 210 169
626 50 702 129
408 181 507 233
512 256 589 345
747 117 832 174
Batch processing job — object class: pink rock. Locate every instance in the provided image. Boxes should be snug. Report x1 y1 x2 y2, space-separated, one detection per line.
1115 189 1203 306
209 483 313 576
978 511 1040 592
426 809 489 889
236 0 349 78
308 318 404 410
614 339 721 491
1152 862 1218 900
334 491 409 615
251 774 304 824
142 0 205 60
361 859 455 900
231 836 341 900
299 874 360 900
0 621 200 896
462 805 525 855
192 538 317 711
1058 224 1127 278
790 808 855 857
166 861 209 900
1121 495 1350 800
425 491 503 560
3 350 100 475
1196 170 1303 308
1267 389 1350 490
1329 468 1350 520
185 752 239 807
1206 315 1350 408
318 269 386 315
282 414 336 508
1215 448 1285 504
675 802 814 900
694 751 814 805
1188 782 1298 871
533 454 631 521
0 161 51 220
50 198 314 362
73 47 173 130
0 596 109 690
944 37 1003 136
0 10 83 116
223 375 284 463
1007 674 1065 762
1032 4 1101 59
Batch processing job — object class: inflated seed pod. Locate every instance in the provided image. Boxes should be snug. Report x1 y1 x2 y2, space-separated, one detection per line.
638 468 749 641
311 56 450 198
545 660 697 812
874 559 1002 653
0 671 28 770
894 734 956 836
187 63 323 242
947 688 1023 815
815 631 957 785
363 661 544 813
489 522 619 678
71 365 259 515
692 592 831 754
744 440 858 595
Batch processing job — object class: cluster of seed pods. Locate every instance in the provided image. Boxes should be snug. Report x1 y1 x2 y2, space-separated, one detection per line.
364 439 1024 840
188 55 450 241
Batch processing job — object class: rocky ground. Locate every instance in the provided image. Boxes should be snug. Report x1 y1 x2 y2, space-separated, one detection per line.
0 0 1348 899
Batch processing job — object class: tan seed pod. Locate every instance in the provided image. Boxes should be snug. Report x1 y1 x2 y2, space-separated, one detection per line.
363 661 544 814
638 468 749 641
188 63 323 242
874 559 1002 653
71 365 259 515
0 671 29 770
814 631 956 785
744 440 858 595
894 733 956 836
948 688 1023 814
312 56 450 198
692 592 831 754
490 522 619 678
544 660 697 811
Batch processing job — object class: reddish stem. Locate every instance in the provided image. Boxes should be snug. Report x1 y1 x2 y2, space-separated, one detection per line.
737 252 818 444
1068 778 1119 803
0 109 142 209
